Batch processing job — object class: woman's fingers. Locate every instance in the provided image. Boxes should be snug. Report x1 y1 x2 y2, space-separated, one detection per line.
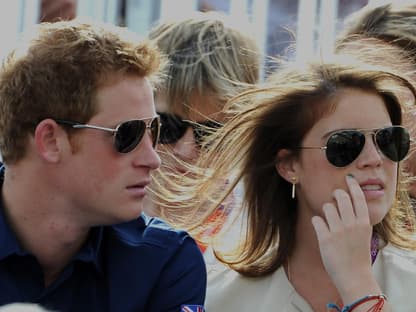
311 215 329 239
346 174 369 221
322 175 370 228
332 188 356 225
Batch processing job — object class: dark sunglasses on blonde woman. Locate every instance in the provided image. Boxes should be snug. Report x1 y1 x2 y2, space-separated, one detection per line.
298 126 410 167
157 112 222 147
55 116 160 153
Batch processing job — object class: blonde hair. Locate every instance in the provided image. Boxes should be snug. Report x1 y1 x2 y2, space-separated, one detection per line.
148 11 260 116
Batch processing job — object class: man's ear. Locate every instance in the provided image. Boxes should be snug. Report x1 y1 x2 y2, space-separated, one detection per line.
275 149 298 183
34 119 67 163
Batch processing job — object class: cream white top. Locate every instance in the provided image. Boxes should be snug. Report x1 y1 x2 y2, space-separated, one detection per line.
205 243 416 312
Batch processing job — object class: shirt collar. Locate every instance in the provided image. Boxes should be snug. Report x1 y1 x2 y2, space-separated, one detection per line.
73 226 104 273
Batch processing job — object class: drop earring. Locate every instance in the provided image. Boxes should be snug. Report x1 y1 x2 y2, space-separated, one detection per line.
291 177 297 199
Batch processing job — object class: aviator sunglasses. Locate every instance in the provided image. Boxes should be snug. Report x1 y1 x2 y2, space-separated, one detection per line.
298 126 410 167
157 112 222 147
55 116 160 153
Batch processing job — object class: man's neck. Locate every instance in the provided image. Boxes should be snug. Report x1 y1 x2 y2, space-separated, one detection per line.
2 166 90 285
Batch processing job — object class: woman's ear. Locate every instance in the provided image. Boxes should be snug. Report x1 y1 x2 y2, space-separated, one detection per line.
34 119 66 163
275 149 298 184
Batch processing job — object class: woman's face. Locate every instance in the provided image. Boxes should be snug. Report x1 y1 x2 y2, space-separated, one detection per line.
155 92 224 172
294 88 399 226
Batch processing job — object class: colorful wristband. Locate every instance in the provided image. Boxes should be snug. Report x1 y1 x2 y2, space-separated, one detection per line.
327 294 387 312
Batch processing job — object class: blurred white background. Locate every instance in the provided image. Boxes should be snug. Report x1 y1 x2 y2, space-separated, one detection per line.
0 0 371 69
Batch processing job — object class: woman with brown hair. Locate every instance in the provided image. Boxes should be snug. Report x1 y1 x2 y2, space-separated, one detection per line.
157 54 416 311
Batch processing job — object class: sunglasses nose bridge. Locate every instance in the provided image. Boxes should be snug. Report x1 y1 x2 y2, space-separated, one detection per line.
149 118 161 148
359 130 384 163
369 131 377 149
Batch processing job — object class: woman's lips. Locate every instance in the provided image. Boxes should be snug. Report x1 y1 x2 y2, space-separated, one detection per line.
360 178 385 200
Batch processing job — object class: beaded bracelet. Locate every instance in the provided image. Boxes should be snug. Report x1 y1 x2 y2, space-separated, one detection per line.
327 294 387 312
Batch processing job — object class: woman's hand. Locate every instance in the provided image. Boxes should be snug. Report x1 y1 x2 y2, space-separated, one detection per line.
311 175 379 302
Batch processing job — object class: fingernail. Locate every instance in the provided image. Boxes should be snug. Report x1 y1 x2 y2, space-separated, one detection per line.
347 173 354 179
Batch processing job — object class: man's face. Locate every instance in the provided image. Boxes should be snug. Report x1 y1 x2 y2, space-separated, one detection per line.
64 75 161 226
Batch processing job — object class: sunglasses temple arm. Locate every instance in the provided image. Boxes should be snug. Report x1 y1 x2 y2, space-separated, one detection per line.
72 124 117 133
298 146 327 150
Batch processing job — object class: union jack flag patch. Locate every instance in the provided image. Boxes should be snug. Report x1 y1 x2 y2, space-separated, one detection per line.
181 304 205 312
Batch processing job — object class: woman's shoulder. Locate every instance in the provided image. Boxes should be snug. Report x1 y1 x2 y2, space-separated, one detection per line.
374 243 416 310
204 245 287 289
205 254 310 312
380 243 416 265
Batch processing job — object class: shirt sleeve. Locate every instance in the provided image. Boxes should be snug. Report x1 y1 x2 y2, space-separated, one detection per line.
145 236 207 312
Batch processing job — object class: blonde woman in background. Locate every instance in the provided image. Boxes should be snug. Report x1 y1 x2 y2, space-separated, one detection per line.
145 10 261 253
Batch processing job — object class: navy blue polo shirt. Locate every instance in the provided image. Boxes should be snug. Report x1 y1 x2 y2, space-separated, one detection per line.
0 168 206 311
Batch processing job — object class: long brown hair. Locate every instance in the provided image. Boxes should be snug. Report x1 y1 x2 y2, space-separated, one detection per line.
156 55 416 277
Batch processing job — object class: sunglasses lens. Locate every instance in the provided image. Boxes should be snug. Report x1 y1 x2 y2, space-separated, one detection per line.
115 120 146 153
376 126 410 162
326 130 365 167
158 112 187 144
